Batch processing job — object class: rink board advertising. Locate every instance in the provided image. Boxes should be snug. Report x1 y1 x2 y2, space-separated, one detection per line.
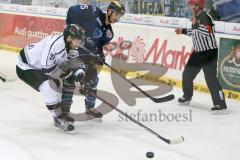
0 13 64 49
218 38 240 92
0 12 240 101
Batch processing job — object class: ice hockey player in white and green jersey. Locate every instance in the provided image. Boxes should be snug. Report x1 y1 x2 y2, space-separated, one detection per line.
16 24 86 132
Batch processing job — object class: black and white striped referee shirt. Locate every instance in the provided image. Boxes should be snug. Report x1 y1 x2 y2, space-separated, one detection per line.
183 11 218 52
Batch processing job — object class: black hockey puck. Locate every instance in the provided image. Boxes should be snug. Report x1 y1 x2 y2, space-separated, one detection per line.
146 152 154 158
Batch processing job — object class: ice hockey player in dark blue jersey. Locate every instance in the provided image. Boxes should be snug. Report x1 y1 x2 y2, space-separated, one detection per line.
62 1 125 120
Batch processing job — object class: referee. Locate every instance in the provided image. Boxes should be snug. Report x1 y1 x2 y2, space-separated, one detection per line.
175 0 227 113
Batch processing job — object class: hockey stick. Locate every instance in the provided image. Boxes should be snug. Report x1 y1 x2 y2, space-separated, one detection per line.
0 75 6 82
0 73 16 82
90 91 184 145
103 61 175 103
79 47 175 103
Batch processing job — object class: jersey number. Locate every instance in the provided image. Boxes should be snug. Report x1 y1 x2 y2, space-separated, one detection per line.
80 4 88 10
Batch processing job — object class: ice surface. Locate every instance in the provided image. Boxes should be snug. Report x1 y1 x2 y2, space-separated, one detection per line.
0 50 239 160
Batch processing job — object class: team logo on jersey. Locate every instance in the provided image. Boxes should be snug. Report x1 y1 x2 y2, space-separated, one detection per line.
219 40 240 91
49 52 55 60
106 29 113 39
93 28 103 39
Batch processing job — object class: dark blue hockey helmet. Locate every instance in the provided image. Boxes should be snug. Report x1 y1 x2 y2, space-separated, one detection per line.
107 0 125 15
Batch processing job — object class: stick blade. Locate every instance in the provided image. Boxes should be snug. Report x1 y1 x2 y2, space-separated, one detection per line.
152 94 175 103
0 76 16 82
170 136 184 145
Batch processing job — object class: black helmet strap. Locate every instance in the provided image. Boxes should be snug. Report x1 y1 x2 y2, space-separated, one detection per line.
65 39 71 53
107 9 114 23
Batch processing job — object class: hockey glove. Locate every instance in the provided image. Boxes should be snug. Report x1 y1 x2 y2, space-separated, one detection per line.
96 51 105 66
79 82 92 96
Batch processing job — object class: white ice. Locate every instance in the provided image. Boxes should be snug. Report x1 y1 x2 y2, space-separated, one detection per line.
0 50 239 160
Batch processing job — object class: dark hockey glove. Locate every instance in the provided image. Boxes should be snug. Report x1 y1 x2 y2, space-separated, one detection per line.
56 49 85 79
79 82 92 96
60 50 85 69
96 51 105 66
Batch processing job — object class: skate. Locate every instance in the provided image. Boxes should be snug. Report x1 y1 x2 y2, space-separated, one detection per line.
211 105 227 115
54 113 75 132
85 109 103 122
178 96 191 105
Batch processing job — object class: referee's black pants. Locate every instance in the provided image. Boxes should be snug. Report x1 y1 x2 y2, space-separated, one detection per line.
182 49 227 106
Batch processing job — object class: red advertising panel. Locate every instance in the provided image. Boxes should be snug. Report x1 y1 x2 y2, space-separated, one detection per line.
0 13 65 48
